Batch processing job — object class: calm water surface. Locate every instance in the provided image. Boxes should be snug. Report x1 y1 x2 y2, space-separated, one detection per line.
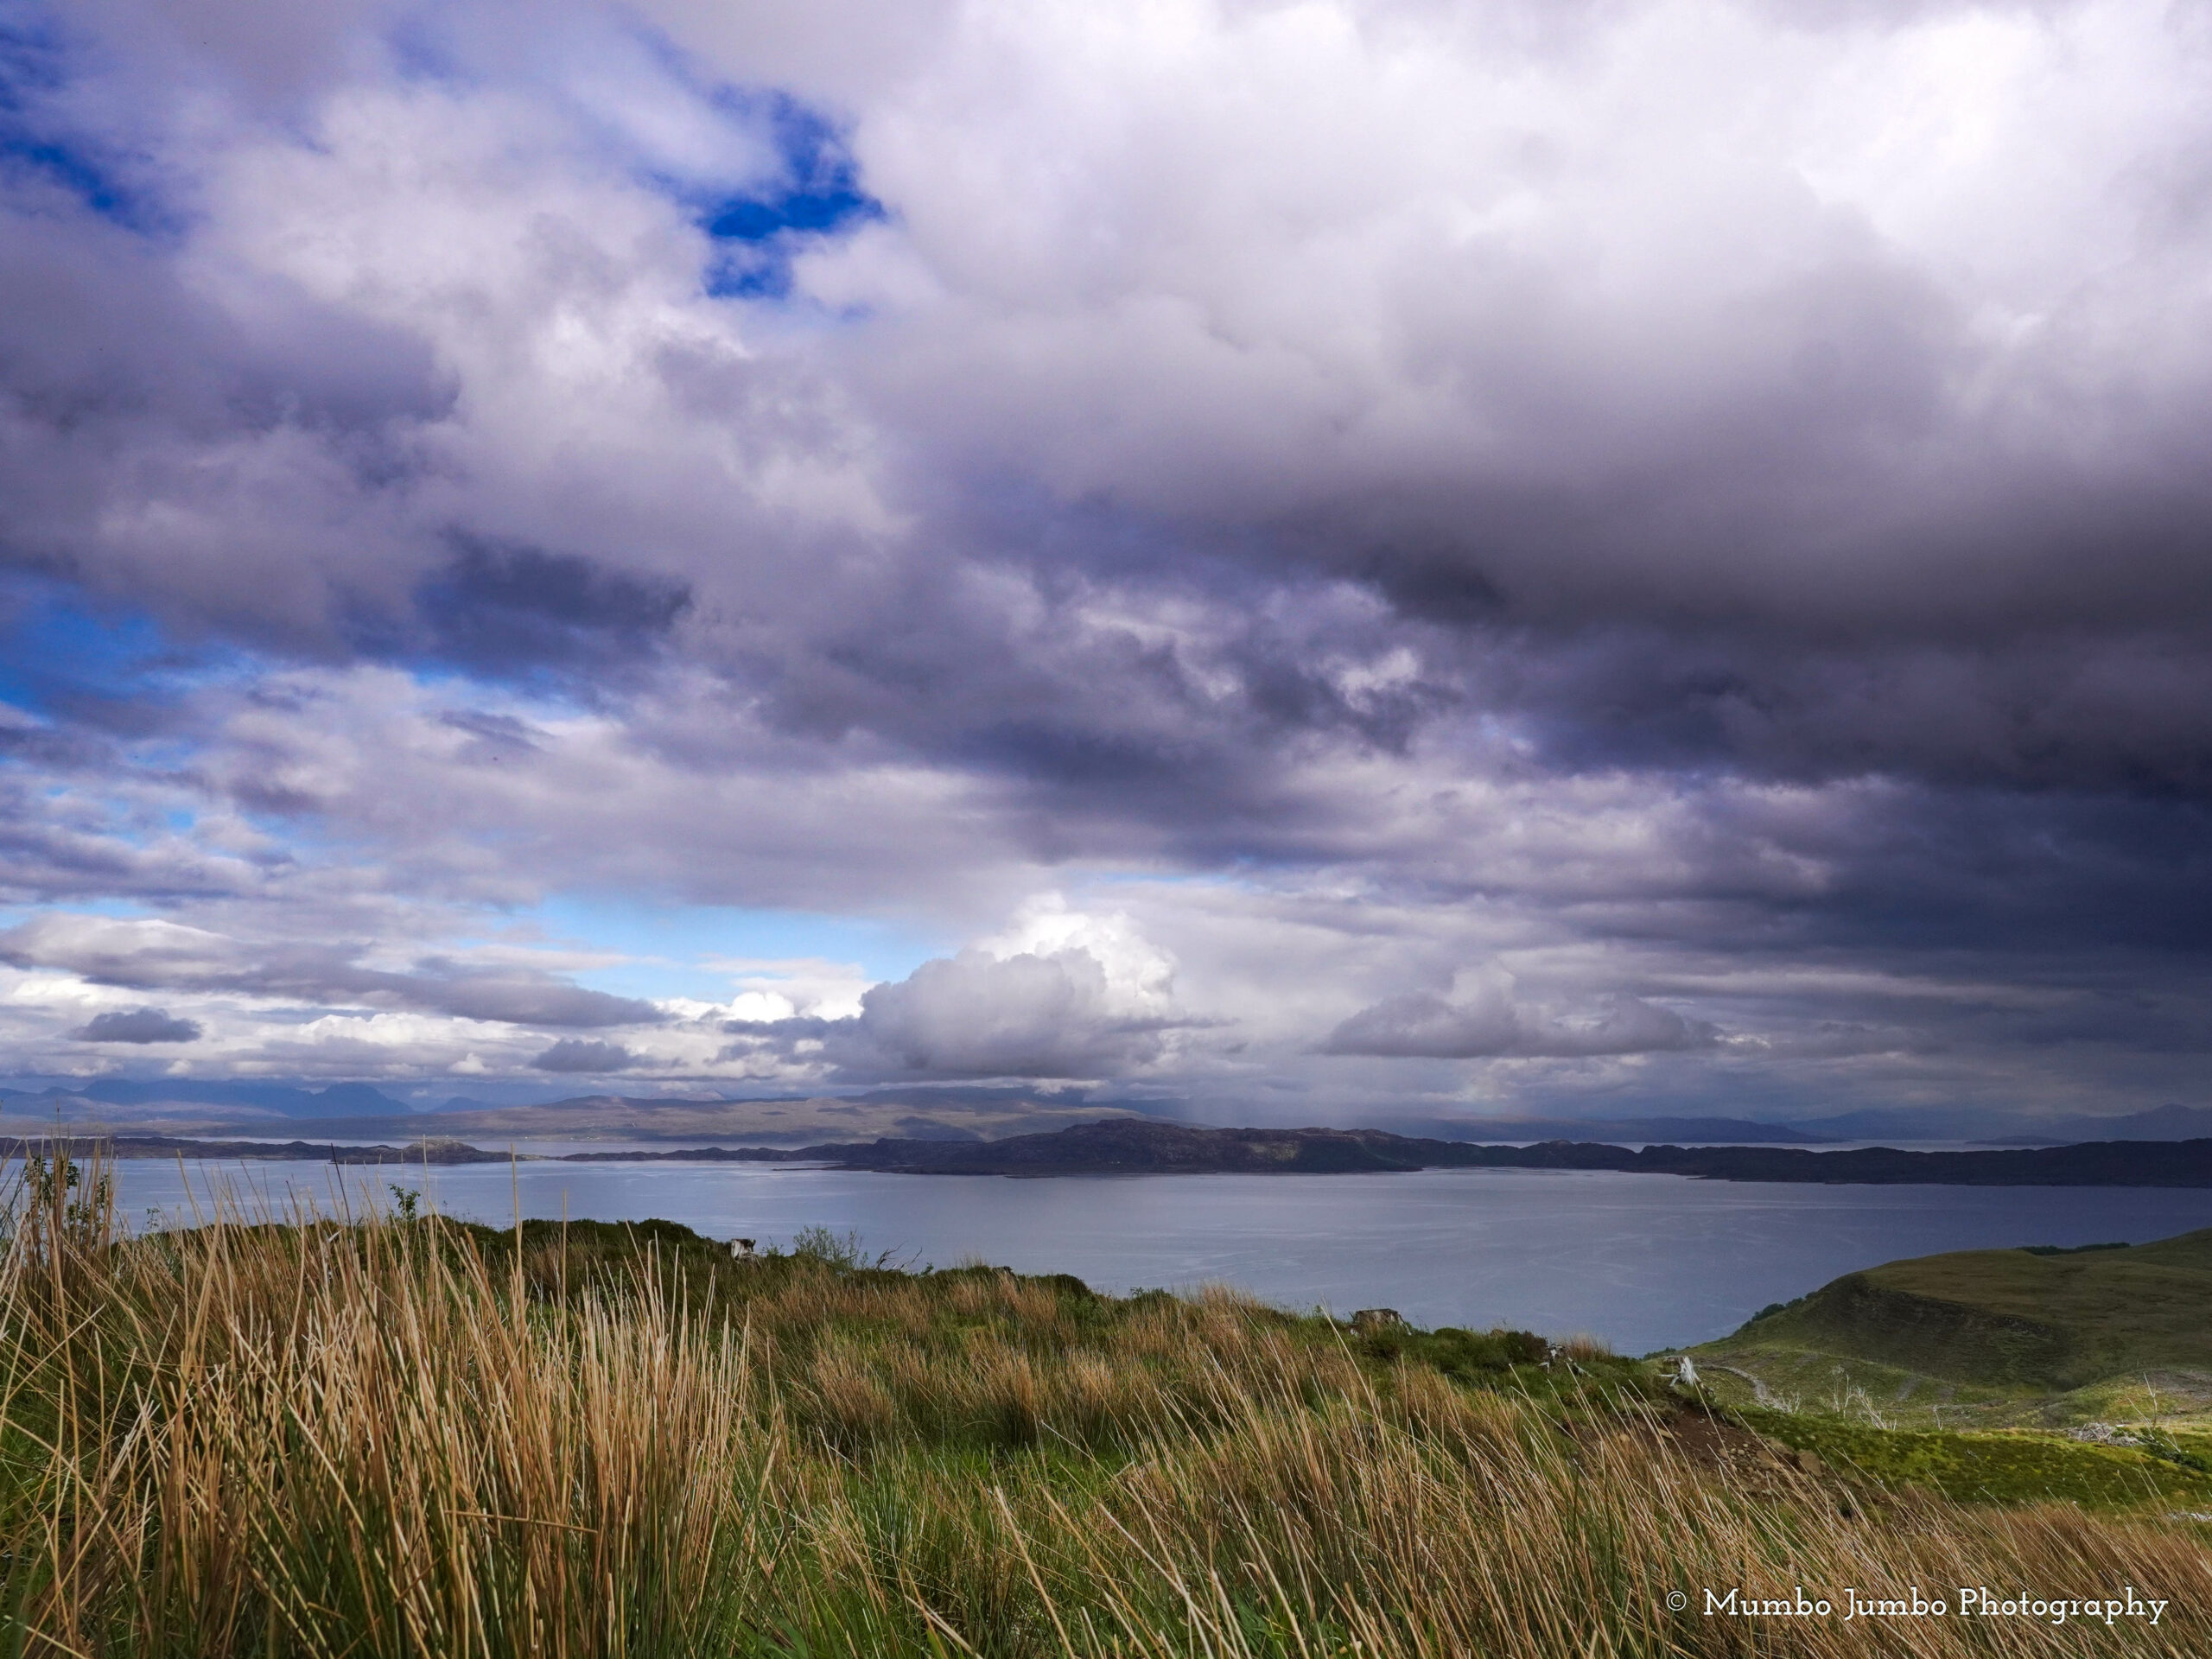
108 1161 2212 1355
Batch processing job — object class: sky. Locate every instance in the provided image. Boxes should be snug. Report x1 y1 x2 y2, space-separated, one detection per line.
2 0 2209 1124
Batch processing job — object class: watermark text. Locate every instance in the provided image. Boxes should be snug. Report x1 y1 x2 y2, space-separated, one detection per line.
1684 1585 2167 1627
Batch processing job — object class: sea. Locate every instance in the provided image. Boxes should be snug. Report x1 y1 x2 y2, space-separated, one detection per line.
100 1159 2212 1356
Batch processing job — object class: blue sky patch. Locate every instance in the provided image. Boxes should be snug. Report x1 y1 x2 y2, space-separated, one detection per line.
523 895 944 1004
0 580 228 719
0 15 166 232
694 92 882 299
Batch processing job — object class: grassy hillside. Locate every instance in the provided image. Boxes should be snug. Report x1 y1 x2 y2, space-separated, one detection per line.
1692 1230 2212 1428
4 1160 2212 1656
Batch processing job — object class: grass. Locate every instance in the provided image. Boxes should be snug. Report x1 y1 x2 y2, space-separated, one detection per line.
5 1155 2212 1656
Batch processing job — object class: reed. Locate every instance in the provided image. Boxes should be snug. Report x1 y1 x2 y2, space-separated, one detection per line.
1 1157 2206 1656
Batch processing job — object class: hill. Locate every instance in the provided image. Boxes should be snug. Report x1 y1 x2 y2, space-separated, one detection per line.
1691 1230 2212 1427
1367 1113 1820 1144
701 1119 2212 1184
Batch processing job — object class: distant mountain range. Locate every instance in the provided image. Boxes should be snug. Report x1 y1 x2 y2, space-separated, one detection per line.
0 1084 1826 1145
3 1079 2202 1149
292 1093 1153 1147
22 1117 2212 1186
1767 1103 2212 1144
1390 1103 2212 1146
1370 1115 1820 1145
1967 1103 2212 1146
0 1087 1154 1148
0 1079 409 1117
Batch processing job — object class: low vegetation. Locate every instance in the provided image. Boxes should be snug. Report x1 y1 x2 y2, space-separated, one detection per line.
1739 1410 2212 1513
4 1157 2211 1656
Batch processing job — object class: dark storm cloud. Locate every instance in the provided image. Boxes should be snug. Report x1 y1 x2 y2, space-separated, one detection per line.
70 1006 200 1043
892 313 2212 817
531 1037 639 1072
1473 629 2212 798
0 917 664 1029
410 537 692 680
1625 782 2212 963
1323 987 1713 1060
705 549 1461 870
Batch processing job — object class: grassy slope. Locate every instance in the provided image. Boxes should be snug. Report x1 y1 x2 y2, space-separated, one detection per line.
1692 1230 2212 1428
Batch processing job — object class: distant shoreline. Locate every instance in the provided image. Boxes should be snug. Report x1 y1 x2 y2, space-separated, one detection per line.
14 1120 2212 1186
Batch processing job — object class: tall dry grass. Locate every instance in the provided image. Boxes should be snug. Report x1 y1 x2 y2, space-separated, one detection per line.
1 1156 756 1657
0 1154 2206 1657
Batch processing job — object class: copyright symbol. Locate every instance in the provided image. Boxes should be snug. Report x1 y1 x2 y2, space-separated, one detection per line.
1666 1592 1688 1611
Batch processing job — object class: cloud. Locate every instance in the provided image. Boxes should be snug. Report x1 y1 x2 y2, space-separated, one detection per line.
70 1007 202 1044
0 0 2209 1121
1324 976 1715 1060
414 537 692 680
530 1037 639 1072
10 0 2209 805
0 915 663 1030
725 906 1203 1081
847 949 1179 1077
